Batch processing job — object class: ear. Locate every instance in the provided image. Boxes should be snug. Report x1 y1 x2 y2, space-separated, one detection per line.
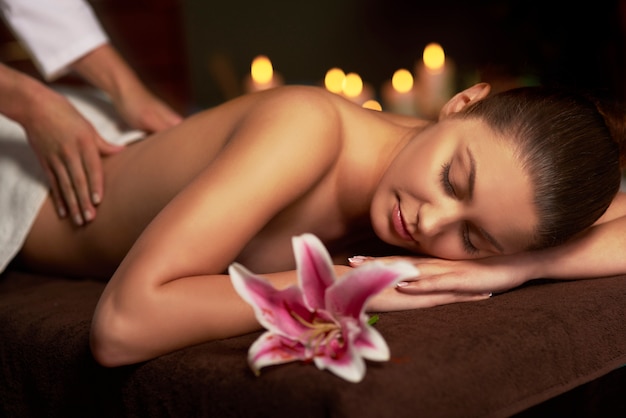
438 83 491 119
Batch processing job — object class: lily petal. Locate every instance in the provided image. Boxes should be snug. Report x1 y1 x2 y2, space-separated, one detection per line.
229 263 311 337
248 332 308 375
293 234 336 310
352 322 391 362
326 260 419 319
230 234 413 383
315 349 366 383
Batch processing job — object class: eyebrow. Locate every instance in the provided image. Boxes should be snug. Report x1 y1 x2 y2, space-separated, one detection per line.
466 147 476 199
466 147 505 253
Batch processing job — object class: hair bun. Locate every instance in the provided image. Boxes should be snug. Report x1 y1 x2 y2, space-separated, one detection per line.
590 96 626 168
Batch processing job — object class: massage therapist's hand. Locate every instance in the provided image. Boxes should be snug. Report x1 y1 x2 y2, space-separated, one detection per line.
23 86 123 226
71 44 182 134
112 83 182 133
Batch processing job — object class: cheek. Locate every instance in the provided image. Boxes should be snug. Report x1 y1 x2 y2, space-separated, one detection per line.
421 234 467 260
395 156 433 196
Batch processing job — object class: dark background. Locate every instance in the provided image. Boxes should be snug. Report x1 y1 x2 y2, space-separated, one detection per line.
2 0 625 113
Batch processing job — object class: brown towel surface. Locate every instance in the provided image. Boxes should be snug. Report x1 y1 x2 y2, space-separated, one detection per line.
1 269 625 418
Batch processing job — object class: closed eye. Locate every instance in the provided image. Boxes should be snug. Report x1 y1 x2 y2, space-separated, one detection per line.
440 162 455 196
461 223 479 255
442 160 482 255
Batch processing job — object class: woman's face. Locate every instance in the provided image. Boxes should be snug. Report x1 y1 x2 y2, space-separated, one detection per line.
371 117 538 259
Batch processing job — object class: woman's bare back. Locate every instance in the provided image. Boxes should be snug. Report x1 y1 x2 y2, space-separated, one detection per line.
18 86 416 278
18 90 259 276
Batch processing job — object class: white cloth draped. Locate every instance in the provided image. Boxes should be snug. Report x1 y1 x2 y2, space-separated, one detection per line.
0 87 144 273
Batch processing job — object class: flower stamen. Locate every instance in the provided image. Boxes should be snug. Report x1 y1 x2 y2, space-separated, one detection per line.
290 310 343 355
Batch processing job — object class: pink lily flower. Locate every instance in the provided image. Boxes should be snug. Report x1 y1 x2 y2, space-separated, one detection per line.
229 233 419 383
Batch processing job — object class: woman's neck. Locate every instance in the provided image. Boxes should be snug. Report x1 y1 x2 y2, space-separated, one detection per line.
336 114 428 223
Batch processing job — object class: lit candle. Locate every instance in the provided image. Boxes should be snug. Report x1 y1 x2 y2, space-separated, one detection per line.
362 99 382 111
414 43 455 119
244 55 283 93
381 68 416 115
324 67 346 94
341 72 374 106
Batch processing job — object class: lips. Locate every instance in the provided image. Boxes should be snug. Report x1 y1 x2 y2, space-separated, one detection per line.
392 202 414 242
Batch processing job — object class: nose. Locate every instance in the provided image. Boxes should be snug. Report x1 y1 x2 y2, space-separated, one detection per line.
417 201 459 238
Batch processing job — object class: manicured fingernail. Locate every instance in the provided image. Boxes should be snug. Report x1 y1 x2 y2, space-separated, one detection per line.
92 192 101 205
58 206 66 218
348 255 368 266
396 281 409 288
74 214 84 226
83 209 93 222
483 292 493 297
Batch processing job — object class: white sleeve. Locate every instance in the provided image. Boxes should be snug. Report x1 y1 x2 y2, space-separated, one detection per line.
0 0 109 81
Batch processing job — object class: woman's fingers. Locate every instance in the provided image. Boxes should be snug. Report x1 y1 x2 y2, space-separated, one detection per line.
394 290 492 309
396 277 495 296
351 254 528 295
368 285 492 312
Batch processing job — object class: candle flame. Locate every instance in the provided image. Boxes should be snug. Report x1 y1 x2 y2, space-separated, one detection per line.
324 68 346 94
251 55 274 84
423 43 445 73
391 69 413 93
342 72 363 98
362 99 382 111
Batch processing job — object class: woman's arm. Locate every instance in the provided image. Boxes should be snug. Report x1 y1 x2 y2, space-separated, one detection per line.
90 88 343 366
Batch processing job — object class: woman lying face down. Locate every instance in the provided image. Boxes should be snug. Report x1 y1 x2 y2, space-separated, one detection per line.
14 82 626 366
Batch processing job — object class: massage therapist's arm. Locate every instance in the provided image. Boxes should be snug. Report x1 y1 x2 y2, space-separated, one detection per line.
70 44 182 133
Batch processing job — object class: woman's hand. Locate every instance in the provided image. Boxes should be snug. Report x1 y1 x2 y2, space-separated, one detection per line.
23 87 123 226
350 254 534 312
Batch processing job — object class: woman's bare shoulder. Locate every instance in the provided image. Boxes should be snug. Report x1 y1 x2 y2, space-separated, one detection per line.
234 86 345 160
243 85 343 119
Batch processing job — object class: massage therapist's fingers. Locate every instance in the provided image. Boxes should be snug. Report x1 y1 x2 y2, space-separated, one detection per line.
85 134 125 209
50 152 93 226
115 85 182 133
136 98 182 132
66 127 125 225
23 90 114 226
40 158 67 220
46 128 107 227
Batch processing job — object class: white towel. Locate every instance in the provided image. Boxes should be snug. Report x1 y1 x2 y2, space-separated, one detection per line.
0 86 144 273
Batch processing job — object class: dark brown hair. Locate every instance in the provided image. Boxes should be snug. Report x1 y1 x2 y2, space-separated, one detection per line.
461 86 625 249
